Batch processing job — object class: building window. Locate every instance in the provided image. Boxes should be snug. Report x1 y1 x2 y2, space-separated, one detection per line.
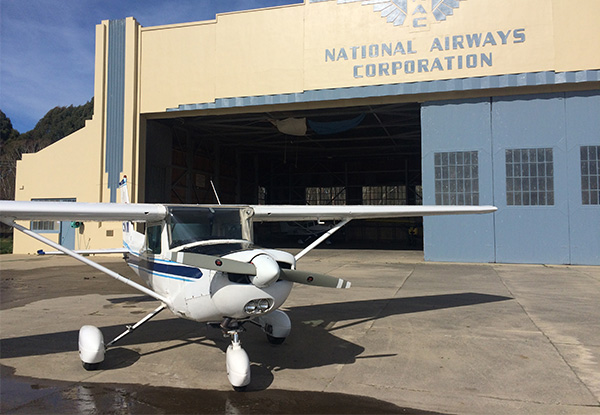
581 145 600 205
30 198 75 232
506 148 554 206
362 185 407 205
434 151 479 205
30 221 60 232
306 187 346 205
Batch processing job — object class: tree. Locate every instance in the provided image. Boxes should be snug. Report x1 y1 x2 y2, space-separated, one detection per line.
0 110 20 142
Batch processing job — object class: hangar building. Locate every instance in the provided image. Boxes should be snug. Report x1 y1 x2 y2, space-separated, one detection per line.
13 0 600 264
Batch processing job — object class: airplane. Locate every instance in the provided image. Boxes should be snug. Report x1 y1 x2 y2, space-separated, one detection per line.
0 177 496 390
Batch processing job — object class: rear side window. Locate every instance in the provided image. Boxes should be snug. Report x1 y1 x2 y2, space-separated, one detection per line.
146 224 162 254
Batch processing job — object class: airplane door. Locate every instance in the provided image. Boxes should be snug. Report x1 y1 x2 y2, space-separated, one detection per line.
59 221 76 250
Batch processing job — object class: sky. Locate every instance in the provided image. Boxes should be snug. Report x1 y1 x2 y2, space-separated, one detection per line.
0 0 302 134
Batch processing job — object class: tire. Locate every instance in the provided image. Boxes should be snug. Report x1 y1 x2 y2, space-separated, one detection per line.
82 362 101 371
266 334 286 345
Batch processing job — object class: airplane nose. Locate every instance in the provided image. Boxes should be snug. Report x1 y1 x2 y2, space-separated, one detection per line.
249 254 280 288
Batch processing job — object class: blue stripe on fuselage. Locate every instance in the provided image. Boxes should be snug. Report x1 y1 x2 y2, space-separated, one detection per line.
125 249 203 281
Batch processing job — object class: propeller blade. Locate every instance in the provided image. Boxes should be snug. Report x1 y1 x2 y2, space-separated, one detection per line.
280 269 351 289
171 252 257 275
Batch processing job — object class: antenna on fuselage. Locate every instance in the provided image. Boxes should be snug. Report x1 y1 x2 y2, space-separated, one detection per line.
210 180 222 205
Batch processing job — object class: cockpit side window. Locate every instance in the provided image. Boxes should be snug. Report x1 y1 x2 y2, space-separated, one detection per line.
146 224 162 254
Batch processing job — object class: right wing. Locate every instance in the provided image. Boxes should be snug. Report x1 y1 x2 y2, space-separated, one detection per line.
0 200 167 222
0 200 171 305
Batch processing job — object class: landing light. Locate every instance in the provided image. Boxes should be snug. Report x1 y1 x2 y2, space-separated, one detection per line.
244 299 273 315
258 299 270 311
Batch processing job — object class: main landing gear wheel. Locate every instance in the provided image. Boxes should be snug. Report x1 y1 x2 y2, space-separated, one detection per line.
256 310 291 345
78 305 167 372
82 362 101 371
266 334 286 345
78 325 105 370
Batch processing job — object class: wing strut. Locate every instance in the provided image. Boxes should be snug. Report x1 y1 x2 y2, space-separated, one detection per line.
2 219 171 306
106 304 167 348
295 218 351 261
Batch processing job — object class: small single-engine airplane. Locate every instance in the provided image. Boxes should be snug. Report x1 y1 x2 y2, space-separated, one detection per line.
0 178 496 390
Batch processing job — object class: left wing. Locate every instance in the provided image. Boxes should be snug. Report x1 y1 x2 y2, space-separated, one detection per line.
250 204 496 260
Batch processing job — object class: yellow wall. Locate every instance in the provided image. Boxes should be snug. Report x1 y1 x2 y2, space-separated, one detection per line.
139 0 600 113
13 117 125 253
140 22 217 113
553 0 600 72
214 6 305 98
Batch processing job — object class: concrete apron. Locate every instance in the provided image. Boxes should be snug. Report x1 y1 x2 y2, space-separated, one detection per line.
1 251 599 414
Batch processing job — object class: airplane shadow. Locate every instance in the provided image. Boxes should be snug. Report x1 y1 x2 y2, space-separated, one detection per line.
106 295 157 304
1 292 511 390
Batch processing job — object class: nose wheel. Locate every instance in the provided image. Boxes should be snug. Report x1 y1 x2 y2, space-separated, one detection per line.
218 311 291 390
221 318 251 390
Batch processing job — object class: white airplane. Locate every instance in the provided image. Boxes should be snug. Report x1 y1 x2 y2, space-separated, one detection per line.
0 178 496 390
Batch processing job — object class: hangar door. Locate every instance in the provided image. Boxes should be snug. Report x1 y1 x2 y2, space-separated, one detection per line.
144 103 423 248
423 92 600 265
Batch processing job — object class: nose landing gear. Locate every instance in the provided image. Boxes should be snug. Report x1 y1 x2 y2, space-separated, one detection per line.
219 310 291 390
221 318 251 391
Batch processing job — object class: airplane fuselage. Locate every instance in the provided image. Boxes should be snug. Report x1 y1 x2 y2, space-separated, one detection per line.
125 246 295 322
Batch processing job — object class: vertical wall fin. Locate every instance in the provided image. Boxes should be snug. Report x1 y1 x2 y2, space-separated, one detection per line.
105 19 126 202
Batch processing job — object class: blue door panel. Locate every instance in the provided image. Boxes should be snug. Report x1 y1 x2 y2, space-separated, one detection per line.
422 98 496 262
492 93 570 264
59 221 76 250
566 91 600 265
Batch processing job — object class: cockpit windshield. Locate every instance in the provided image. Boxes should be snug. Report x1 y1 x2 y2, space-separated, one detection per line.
167 206 253 250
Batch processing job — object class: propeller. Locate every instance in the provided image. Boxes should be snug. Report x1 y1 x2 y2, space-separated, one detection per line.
170 252 257 275
171 252 351 289
280 268 351 289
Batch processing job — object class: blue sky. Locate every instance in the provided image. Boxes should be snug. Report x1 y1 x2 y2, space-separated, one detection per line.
0 0 301 133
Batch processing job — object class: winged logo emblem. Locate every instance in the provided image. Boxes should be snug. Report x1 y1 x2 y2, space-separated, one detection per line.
321 0 464 28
